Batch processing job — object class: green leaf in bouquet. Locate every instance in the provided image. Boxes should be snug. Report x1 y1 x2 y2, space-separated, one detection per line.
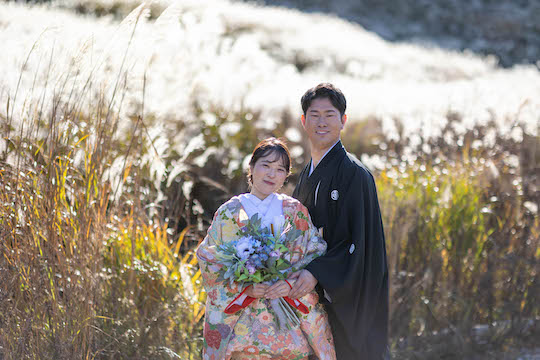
288 228 303 240
266 256 277 269
234 265 243 278
224 266 236 280
249 214 262 230
253 272 263 283
237 274 248 281
276 244 289 253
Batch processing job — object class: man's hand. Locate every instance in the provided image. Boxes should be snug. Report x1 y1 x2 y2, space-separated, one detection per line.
245 283 269 298
288 269 317 299
264 280 291 299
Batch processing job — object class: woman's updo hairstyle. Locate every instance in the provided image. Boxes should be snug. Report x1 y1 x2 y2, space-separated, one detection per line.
247 137 291 187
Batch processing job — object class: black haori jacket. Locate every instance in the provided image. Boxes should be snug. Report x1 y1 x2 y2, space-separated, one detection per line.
293 141 389 360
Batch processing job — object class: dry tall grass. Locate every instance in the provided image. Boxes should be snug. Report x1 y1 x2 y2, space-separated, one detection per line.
0 6 205 359
370 118 539 358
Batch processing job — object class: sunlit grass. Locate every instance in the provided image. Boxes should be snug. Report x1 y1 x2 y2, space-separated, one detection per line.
0 6 205 358
374 121 539 357
1 1 538 359
0 104 206 359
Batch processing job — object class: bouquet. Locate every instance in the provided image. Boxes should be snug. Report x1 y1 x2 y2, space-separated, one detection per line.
215 213 309 329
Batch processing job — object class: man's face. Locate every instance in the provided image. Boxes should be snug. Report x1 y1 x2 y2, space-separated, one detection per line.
301 97 346 152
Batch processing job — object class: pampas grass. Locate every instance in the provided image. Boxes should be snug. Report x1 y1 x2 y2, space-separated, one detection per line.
1 1 538 358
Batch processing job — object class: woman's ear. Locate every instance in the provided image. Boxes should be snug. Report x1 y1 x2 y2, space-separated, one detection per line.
247 165 254 186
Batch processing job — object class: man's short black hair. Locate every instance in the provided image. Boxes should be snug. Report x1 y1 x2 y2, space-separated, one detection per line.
301 83 347 117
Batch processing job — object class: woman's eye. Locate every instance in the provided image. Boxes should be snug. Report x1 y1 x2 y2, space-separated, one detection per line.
278 168 286 173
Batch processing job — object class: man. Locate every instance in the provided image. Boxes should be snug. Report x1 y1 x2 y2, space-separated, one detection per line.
289 83 389 359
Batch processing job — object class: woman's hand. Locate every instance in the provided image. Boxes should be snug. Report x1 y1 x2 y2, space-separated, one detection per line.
265 280 292 299
244 283 269 298
288 270 317 299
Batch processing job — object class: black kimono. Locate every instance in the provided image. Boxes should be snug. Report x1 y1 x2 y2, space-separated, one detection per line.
293 141 389 360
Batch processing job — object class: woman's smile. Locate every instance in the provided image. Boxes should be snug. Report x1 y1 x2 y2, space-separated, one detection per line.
250 152 288 200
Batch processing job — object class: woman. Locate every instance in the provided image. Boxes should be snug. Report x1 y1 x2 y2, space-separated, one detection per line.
197 138 336 360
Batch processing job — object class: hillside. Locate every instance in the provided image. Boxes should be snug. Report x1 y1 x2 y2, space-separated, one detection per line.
249 0 540 67
2 0 539 149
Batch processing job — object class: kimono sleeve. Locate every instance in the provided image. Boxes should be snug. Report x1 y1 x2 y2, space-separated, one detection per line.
288 203 327 271
196 206 242 297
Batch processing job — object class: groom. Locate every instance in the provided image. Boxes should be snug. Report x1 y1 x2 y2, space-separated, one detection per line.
289 83 389 359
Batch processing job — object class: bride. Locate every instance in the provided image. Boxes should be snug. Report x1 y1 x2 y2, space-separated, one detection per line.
197 138 336 359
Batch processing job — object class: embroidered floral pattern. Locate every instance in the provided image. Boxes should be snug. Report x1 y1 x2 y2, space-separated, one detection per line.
197 194 336 360
205 326 222 349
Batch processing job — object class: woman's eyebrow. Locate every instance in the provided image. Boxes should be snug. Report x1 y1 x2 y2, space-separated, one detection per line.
262 158 286 167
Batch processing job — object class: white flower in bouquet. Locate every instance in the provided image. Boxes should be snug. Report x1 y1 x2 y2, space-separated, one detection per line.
235 236 254 259
271 215 286 237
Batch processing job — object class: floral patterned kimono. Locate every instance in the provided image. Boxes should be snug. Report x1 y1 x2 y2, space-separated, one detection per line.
197 194 336 360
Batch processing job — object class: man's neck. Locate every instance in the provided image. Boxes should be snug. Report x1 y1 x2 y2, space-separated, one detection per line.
311 141 339 169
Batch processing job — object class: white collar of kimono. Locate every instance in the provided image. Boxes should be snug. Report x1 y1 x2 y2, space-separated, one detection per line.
309 140 340 176
238 193 284 230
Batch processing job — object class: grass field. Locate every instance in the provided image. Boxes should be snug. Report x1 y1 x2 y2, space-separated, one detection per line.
1 1 538 358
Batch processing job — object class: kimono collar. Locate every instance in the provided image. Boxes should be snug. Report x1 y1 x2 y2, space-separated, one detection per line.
237 193 282 230
309 140 340 176
226 195 295 231
307 141 345 180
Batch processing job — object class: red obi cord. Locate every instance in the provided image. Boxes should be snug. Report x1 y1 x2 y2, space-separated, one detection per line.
224 285 257 314
224 281 309 315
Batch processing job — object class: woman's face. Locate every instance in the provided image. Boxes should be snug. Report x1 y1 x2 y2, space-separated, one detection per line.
250 152 288 200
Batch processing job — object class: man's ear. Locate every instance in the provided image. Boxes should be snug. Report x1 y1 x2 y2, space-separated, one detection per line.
301 114 306 128
341 114 347 127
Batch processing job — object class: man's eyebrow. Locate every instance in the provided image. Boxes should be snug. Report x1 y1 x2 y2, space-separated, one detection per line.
309 109 337 113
